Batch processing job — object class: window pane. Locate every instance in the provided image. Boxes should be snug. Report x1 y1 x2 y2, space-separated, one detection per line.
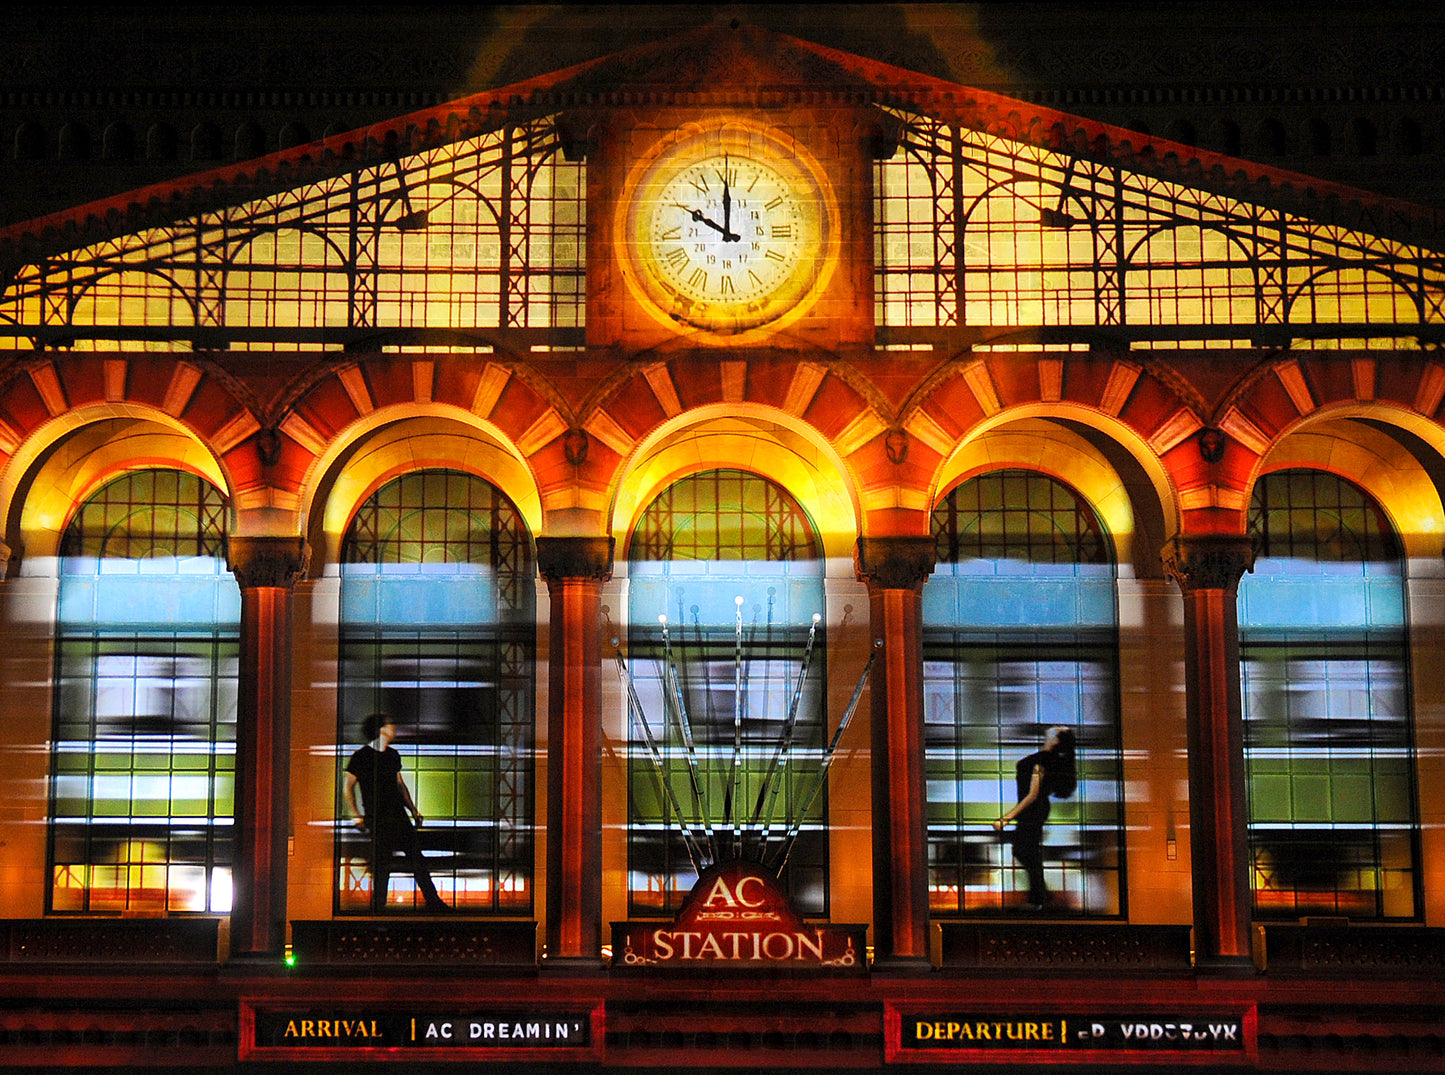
49 471 237 915
925 470 1124 916
626 470 827 915
336 470 534 914
1241 469 1418 919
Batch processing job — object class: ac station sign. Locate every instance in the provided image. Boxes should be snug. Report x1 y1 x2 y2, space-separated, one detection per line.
613 861 866 970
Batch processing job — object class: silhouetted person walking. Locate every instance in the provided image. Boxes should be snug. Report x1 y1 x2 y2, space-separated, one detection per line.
992 726 1076 910
344 714 449 913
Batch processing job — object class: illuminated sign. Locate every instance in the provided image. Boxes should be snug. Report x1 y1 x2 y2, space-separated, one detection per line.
242 1006 599 1060
613 861 865 970
888 1005 1256 1064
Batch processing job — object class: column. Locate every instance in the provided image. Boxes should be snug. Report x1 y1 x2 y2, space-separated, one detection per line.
226 536 308 961
1162 534 1256 972
536 535 613 968
855 535 935 970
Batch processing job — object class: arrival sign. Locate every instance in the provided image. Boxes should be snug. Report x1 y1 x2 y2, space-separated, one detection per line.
613 861 865 971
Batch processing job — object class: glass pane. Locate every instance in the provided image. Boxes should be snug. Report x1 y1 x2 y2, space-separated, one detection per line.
924 471 1124 917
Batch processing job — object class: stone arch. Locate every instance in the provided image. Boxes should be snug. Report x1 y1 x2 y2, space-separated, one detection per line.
928 408 1178 578
281 355 567 534
580 355 884 535
608 404 862 565
302 407 542 572
1245 405 1445 566
903 354 1201 537
2 407 233 571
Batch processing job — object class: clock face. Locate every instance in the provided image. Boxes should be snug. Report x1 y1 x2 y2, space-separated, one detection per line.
621 125 834 336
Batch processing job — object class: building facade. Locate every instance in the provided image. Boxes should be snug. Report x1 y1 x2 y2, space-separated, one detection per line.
0 19 1443 1072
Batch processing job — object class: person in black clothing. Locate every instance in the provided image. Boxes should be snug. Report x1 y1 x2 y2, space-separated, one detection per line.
992 726 1077 910
343 713 449 913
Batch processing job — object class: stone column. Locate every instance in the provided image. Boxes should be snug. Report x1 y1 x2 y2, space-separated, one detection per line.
1162 535 1256 972
536 535 613 969
855 535 935 970
226 536 308 961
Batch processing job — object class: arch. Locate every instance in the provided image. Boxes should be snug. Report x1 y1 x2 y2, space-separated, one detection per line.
304 408 542 573
1254 118 1287 157
190 122 222 162
1347 116 1378 158
58 122 90 162
13 122 45 161
926 405 1180 577
608 404 862 565
146 122 178 162
1209 118 1241 157
1303 117 1331 157
234 121 266 160
278 121 311 150
1246 410 1445 566
3 407 231 570
1391 117 1423 156
102 122 135 163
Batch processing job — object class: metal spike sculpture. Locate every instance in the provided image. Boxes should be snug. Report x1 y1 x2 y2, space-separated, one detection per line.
615 600 880 882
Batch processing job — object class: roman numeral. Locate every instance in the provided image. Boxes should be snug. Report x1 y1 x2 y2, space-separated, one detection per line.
658 225 681 241
771 224 792 239
765 196 784 211
719 275 735 295
689 174 710 195
688 267 707 289
748 270 764 288
764 249 786 262
664 247 688 269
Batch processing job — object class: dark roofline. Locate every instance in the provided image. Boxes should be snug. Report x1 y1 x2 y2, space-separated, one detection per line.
1 22 1440 268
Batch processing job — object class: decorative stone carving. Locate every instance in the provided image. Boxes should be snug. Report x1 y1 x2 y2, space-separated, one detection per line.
854 536 936 591
226 536 309 590
1161 534 1255 594
536 535 614 583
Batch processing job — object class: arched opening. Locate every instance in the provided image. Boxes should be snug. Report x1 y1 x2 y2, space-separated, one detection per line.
1240 469 1418 919
625 468 828 916
49 470 239 915
924 469 1125 916
334 468 536 914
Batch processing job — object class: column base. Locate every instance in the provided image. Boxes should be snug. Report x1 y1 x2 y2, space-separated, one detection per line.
869 954 933 976
540 954 609 976
1192 954 1260 977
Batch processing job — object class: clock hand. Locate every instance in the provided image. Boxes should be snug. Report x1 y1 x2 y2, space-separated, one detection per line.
677 203 731 238
721 161 739 243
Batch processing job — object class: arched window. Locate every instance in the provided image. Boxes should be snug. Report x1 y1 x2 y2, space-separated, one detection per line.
626 469 827 915
50 470 239 914
924 469 1125 916
336 469 535 914
1241 469 1418 918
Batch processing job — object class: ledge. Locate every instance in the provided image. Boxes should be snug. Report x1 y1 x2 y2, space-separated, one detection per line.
1262 923 1445 975
937 921 1192 972
290 919 537 966
2 917 219 963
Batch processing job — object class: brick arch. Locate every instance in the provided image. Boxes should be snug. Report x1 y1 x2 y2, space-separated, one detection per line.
275 352 572 523
574 353 886 533
900 351 1210 531
0 353 259 531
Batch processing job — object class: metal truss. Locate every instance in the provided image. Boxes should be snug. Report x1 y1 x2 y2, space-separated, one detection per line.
0 119 585 351
877 112 1445 349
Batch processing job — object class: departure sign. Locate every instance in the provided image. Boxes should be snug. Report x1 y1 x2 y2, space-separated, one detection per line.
888 1006 1255 1064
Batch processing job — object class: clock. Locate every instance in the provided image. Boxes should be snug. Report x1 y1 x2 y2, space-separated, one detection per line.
618 120 837 337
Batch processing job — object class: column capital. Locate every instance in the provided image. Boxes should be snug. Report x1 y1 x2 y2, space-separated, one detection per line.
227 536 309 590
536 535 614 583
855 535 936 592
1161 535 1255 595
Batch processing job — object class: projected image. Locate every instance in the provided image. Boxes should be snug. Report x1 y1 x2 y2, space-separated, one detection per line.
1241 469 1419 919
335 470 534 914
923 470 1125 916
49 470 239 915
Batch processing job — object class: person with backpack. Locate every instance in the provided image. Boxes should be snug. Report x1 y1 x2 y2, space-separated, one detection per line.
992 726 1077 911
